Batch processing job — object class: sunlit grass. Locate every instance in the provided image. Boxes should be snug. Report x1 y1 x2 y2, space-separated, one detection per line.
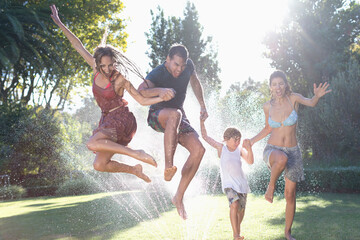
0 192 359 240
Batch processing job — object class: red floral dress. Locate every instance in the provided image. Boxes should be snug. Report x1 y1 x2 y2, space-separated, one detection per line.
92 73 137 146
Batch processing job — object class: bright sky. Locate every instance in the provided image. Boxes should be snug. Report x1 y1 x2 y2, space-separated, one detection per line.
121 0 289 93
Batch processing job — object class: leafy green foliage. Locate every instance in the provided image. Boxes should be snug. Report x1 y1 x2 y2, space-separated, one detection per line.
145 2 221 95
264 0 360 161
0 185 26 200
0 0 127 110
220 78 268 131
298 60 360 160
0 104 67 185
264 0 360 94
55 177 102 196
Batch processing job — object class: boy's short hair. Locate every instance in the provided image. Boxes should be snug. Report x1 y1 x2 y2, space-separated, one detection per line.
223 127 241 141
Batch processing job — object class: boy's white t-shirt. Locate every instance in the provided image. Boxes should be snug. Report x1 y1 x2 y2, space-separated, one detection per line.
220 145 251 194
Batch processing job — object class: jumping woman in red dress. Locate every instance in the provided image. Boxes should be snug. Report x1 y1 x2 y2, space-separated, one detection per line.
50 5 175 182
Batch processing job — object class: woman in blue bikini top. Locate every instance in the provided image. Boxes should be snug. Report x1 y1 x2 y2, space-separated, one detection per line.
247 70 331 240
268 96 298 128
250 69 331 151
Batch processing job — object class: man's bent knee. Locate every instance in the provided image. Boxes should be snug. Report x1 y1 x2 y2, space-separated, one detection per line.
167 109 182 121
197 145 206 158
93 161 106 172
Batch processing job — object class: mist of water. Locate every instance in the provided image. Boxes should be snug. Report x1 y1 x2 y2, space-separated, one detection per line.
54 83 305 238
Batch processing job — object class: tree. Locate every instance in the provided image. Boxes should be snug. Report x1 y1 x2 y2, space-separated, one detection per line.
145 1 221 95
0 1 63 106
263 0 360 161
220 78 268 130
298 60 360 161
0 0 128 110
0 105 67 186
263 0 360 94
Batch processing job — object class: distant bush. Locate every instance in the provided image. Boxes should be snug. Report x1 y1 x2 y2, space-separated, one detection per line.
248 166 360 194
55 177 103 196
197 164 222 194
299 61 360 161
300 167 360 193
199 162 360 195
26 186 58 197
0 185 27 200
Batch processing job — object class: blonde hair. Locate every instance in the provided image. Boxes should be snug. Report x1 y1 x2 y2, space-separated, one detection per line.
223 127 241 141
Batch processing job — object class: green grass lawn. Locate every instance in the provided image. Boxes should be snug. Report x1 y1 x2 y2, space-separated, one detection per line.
0 191 359 240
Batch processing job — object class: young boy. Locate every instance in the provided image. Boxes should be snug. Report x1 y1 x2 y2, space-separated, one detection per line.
200 119 254 240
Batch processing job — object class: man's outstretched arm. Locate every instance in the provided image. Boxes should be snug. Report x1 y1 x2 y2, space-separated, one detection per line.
190 71 208 120
138 80 175 101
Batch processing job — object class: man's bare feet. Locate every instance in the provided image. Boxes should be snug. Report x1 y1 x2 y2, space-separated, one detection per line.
285 232 296 240
135 150 157 167
172 195 187 220
265 184 275 203
164 166 177 181
133 164 151 183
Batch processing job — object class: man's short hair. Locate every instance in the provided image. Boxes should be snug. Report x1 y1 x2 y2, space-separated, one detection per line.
168 43 189 61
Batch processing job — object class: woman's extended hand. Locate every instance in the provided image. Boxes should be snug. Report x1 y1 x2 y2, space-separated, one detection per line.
314 82 332 98
50 5 62 25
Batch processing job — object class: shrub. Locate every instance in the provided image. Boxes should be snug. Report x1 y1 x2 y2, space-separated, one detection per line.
197 164 222 194
55 177 103 196
0 185 27 200
298 61 360 161
299 167 360 193
248 166 360 194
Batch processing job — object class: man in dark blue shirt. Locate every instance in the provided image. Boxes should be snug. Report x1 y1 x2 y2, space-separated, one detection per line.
138 44 208 219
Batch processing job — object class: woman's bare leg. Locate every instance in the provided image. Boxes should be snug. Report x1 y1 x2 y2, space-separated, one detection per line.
93 151 151 182
266 150 288 203
284 177 297 240
87 132 157 167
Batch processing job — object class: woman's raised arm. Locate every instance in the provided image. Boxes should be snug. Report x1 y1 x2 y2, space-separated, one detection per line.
50 5 95 71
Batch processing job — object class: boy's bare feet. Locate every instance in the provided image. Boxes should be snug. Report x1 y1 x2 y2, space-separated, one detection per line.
135 150 157 167
133 164 151 183
164 166 177 181
172 195 187 220
265 184 275 203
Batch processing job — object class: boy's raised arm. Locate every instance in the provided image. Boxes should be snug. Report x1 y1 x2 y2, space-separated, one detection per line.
200 119 222 157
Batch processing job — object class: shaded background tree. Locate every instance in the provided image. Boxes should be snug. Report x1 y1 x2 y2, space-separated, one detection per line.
145 1 221 96
1 0 127 110
263 0 360 94
263 0 360 161
0 0 130 193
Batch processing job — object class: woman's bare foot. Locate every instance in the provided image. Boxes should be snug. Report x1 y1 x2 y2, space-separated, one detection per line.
135 150 157 167
285 232 296 240
172 195 187 220
234 236 244 240
164 166 177 181
265 184 275 203
285 231 296 240
133 164 151 183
